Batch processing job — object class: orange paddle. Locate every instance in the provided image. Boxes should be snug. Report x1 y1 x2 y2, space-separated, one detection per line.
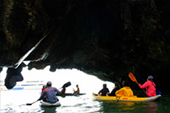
128 72 139 84
129 72 146 93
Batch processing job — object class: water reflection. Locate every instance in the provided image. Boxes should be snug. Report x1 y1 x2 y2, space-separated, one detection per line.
98 100 159 112
100 101 135 112
145 102 158 112
38 101 159 113
41 106 57 113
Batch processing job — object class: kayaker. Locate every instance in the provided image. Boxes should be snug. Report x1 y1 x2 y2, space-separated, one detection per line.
115 81 134 97
61 81 71 94
98 84 110 96
41 85 47 95
61 84 66 94
37 81 61 103
73 84 80 95
109 82 121 96
138 75 156 97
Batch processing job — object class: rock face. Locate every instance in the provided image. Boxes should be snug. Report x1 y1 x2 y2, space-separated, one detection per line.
0 0 170 90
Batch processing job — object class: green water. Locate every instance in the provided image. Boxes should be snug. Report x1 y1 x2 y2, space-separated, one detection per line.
0 90 170 113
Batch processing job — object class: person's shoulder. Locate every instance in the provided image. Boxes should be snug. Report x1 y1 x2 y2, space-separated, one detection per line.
43 87 48 91
53 87 58 90
147 80 153 84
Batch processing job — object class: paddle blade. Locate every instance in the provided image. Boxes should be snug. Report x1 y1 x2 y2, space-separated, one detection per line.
63 81 71 88
26 103 32 105
26 101 38 106
128 72 138 84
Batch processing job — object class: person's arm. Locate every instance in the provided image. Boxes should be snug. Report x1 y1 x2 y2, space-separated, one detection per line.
61 87 66 94
98 90 102 96
106 92 109 96
38 91 46 101
106 88 110 96
139 81 150 89
54 88 61 94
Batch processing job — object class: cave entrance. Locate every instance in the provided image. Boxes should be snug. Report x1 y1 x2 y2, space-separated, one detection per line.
0 67 114 94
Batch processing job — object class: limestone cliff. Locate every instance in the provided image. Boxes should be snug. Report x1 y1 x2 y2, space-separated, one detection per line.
0 0 170 90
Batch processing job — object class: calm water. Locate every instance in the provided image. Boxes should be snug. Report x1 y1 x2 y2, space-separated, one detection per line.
0 90 170 113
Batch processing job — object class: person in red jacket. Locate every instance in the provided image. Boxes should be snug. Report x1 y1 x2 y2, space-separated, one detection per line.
41 85 47 95
138 75 156 97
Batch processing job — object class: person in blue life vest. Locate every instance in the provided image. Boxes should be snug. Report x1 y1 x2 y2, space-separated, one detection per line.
38 81 61 103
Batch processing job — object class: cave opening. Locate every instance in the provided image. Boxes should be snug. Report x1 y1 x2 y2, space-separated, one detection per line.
0 66 114 94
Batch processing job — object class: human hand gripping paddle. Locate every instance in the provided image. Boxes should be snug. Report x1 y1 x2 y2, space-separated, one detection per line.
26 81 71 106
128 72 145 93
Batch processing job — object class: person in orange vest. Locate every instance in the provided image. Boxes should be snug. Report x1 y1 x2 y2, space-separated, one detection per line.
116 81 134 97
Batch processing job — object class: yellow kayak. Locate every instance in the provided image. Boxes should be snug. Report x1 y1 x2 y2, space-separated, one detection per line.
93 94 161 102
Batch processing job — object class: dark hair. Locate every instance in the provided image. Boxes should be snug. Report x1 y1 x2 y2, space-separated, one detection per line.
47 81 52 87
43 85 47 88
103 84 107 88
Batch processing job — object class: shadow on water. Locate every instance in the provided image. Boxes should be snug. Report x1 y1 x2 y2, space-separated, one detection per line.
41 106 57 113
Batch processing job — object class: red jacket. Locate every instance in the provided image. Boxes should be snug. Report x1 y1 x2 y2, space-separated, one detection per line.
139 80 156 97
